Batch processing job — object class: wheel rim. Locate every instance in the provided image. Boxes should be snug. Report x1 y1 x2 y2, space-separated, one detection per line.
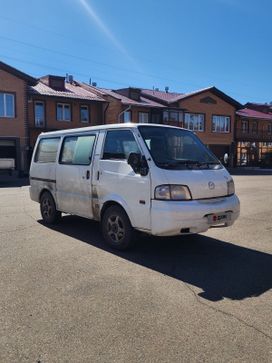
42 198 53 218
106 215 125 243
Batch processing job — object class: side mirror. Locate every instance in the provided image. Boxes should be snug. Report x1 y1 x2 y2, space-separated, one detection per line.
127 153 149 176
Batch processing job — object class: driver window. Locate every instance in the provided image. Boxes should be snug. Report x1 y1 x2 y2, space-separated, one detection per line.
102 130 140 160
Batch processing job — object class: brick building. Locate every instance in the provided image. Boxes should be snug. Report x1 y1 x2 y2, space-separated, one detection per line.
0 61 36 174
236 104 272 166
82 85 166 124
27 75 106 150
141 86 242 163
6 59 272 171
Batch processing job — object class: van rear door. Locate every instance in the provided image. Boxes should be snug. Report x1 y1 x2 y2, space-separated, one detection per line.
56 133 97 218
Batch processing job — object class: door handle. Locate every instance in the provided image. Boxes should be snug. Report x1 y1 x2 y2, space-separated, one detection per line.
86 170 90 179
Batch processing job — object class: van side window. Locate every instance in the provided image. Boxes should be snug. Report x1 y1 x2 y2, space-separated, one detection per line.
60 135 96 165
103 130 140 160
34 138 60 163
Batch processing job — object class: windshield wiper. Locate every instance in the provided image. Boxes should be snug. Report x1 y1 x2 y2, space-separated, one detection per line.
199 161 221 167
157 160 201 169
156 160 221 169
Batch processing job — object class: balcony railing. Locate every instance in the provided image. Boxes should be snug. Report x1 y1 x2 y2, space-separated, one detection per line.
236 128 272 141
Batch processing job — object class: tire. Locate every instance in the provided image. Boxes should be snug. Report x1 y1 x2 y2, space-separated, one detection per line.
101 205 134 250
40 191 61 225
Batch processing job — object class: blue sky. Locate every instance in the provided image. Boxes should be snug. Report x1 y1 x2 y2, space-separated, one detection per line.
0 0 271 104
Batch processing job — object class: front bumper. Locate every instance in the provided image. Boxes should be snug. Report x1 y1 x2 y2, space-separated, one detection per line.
151 194 240 236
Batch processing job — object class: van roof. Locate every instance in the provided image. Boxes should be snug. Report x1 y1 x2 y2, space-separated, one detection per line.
38 123 190 138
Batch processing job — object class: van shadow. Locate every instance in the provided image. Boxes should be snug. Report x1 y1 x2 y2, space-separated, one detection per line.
0 177 29 188
39 215 272 302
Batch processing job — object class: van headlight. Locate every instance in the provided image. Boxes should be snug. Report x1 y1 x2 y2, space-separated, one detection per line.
227 179 235 195
155 185 192 200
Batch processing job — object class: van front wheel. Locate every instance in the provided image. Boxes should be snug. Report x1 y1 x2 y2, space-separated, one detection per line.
101 206 134 250
40 191 61 225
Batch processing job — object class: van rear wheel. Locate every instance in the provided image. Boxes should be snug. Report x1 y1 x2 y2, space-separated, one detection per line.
40 191 61 225
101 206 134 250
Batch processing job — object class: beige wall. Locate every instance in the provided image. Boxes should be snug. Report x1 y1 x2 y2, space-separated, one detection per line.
179 90 237 146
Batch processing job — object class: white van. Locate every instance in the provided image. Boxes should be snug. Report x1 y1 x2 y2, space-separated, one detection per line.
29 123 240 250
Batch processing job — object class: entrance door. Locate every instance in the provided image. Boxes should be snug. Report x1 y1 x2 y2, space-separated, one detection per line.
93 129 151 231
56 133 97 218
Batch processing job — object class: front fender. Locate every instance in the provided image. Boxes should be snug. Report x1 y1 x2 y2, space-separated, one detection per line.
100 193 136 227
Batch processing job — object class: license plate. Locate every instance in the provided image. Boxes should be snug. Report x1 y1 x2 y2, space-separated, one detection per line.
208 212 229 225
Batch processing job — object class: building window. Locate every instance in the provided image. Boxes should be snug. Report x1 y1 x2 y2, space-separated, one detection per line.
268 123 272 134
123 110 132 123
80 105 89 123
0 92 15 118
241 120 248 133
163 110 183 123
212 115 230 133
184 113 204 132
57 103 71 121
34 101 45 127
138 112 149 123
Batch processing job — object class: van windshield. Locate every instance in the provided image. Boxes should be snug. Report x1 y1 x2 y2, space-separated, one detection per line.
138 126 222 170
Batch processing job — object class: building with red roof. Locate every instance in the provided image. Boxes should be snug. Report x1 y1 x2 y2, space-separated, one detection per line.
236 106 272 166
27 75 107 150
2 58 272 171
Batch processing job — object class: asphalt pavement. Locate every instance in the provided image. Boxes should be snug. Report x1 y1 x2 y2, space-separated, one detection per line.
0 175 271 362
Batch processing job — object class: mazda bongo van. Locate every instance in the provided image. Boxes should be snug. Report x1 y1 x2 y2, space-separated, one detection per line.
29 123 240 250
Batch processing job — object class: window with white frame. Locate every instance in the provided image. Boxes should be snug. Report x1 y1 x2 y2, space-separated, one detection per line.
123 110 132 123
57 103 71 121
138 112 149 123
80 105 89 123
0 92 15 118
34 101 45 127
212 115 230 133
184 113 204 132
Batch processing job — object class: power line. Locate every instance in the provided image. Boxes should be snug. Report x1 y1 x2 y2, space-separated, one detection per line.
0 14 266 100
1 53 259 101
0 54 135 87
0 35 182 84
0 14 188 77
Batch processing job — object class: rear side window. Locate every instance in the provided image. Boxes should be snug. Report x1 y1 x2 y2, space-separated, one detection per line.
60 134 96 165
34 138 60 163
102 130 140 160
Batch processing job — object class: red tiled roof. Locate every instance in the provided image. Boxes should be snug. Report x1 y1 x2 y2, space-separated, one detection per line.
142 86 241 108
83 85 165 108
141 89 183 102
29 81 105 102
236 108 272 121
141 87 217 103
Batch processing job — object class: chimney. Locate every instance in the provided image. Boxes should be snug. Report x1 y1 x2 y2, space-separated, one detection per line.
68 75 73 83
40 75 66 90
